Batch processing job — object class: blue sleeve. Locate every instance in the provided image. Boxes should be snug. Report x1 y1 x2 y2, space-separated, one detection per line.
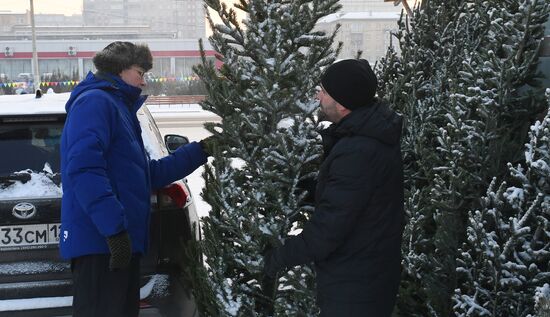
64 92 127 237
149 141 208 190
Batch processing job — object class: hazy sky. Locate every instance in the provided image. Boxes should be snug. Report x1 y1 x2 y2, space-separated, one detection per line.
0 0 83 15
0 0 240 15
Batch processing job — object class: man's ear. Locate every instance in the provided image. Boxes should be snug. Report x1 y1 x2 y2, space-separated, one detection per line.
336 103 351 117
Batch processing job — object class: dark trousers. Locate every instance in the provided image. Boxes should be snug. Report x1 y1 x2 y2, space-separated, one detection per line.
71 254 140 317
319 300 395 317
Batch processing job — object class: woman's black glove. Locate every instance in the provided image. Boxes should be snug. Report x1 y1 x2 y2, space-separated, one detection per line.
106 231 132 271
199 135 217 157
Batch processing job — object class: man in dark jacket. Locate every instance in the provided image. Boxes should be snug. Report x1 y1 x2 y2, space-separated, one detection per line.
60 42 210 316
263 59 404 316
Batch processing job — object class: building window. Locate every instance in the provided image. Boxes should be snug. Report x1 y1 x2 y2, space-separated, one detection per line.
39 59 79 80
384 29 397 51
343 32 364 59
152 58 172 77
0 59 32 81
175 57 202 77
83 59 96 75
350 32 363 53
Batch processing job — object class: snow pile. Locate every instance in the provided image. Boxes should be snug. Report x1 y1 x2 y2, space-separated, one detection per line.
0 169 61 199
139 274 170 299
0 261 69 275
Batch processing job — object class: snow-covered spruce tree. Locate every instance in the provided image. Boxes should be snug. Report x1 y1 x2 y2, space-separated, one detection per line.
431 0 550 314
191 0 341 315
535 284 550 316
377 1 471 315
454 90 550 316
376 0 549 316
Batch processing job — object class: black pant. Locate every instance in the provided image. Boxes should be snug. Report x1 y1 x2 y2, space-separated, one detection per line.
71 254 140 317
319 299 395 317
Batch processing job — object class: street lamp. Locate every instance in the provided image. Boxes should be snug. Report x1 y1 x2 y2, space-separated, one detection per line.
30 0 41 95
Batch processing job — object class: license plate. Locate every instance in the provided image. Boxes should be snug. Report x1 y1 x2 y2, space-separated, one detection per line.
0 223 61 250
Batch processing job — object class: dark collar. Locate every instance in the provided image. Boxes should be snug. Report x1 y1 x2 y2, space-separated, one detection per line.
93 72 145 110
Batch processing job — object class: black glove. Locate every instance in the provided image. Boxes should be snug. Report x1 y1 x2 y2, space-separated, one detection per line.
263 248 284 278
199 135 217 157
106 231 132 271
296 176 317 207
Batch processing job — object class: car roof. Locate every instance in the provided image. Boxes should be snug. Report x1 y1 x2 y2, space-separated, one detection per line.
0 93 69 116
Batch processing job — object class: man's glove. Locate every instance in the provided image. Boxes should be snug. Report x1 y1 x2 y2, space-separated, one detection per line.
106 231 132 271
199 135 217 157
263 248 284 278
296 176 317 207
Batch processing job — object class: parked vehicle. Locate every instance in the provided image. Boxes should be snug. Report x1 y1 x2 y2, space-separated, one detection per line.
0 92 200 317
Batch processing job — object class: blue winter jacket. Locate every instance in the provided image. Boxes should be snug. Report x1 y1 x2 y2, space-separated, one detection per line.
60 71 207 260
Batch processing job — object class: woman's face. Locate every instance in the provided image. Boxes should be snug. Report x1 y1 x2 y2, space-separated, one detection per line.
120 65 146 88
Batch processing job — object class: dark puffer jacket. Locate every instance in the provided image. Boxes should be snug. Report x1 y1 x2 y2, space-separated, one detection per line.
272 101 404 314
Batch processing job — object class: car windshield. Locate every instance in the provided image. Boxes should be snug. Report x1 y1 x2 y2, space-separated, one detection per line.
0 123 63 176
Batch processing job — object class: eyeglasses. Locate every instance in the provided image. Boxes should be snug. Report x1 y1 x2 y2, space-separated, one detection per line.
131 67 145 79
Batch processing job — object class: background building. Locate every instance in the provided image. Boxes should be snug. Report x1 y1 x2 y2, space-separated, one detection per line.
0 0 205 40
0 0 209 85
34 13 83 26
0 11 29 35
0 39 216 82
4 25 162 41
341 0 404 12
317 0 403 63
0 0 409 84
83 0 205 39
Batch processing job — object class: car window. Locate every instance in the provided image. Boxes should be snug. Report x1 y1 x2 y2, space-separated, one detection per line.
0 123 63 175
137 107 168 160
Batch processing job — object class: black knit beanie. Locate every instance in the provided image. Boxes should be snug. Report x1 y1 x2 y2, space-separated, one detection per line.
93 41 153 75
320 59 378 110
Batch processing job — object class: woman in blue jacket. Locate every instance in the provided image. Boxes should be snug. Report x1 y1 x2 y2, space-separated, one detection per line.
60 41 209 317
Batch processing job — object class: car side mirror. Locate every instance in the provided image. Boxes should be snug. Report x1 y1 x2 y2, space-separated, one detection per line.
164 134 189 153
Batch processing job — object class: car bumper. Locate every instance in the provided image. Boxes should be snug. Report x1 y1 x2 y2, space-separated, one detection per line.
0 274 171 316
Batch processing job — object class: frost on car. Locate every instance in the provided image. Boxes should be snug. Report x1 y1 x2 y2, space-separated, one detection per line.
0 93 200 316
